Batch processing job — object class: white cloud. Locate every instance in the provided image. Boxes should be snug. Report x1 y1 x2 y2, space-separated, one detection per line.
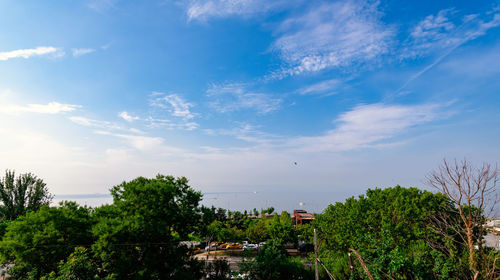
271 0 394 77
403 7 500 59
207 83 282 114
396 7 500 92
72 48 95 57
287 103 443 152
150 93 196 119
0 46 62 61
95 130 165 151
147 93 200 130
186 0 290 22
410 9 455 40
204 122 281 144
118 111 140 122
69 116 128 132
0 102 80 115
145 116 199 131
297 79 342 95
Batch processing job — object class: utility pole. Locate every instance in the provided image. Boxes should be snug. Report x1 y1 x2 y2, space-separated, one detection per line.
314 228 319 280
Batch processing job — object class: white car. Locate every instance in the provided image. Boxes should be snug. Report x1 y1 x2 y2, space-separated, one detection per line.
243 244 258 250
204 244 218 251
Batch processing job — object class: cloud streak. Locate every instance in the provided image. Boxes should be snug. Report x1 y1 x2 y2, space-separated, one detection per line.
118 111 140 122
0 102 80 115
0 46 61 61
297 79 342 96
186 0 291 22
207 83 282 114
287 103 443 152
397 6 500 92
147 92 200 130
72 48 95 57
150 93 196 120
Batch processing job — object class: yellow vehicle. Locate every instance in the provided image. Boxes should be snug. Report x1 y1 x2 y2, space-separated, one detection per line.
226 243 242 249
219 243 229 249
493 227 500 235
187 247 201 255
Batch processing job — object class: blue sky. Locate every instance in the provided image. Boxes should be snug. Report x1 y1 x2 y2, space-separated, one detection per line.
1 0 499 211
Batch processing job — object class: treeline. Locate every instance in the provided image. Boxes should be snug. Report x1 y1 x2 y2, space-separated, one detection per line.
0 159 498 279
0 171 312 280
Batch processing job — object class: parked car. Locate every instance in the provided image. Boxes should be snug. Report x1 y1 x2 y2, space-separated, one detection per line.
219 242 229 249
243 244 258 250
226 243 242 249
205 244 218 251
187 247 201 255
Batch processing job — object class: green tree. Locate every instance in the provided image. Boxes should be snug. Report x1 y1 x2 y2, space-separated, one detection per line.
207 220 225 242
314 186 465 280
43 247 99 280
246 219 269 244
0 170 53 221
0 202 94 279
240 240 312 280
295 224 313 244
91 175 204 279
227 211 247 229
198 206 217 239
268 212 296 245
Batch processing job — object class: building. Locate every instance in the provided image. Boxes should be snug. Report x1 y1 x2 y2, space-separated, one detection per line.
293 210 315 225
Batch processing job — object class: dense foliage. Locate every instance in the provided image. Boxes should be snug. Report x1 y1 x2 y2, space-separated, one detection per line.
0 170 52 221
0 202 93 279
91 175 204 279
240 240 312 280
314 186 468 279
0 170 497 279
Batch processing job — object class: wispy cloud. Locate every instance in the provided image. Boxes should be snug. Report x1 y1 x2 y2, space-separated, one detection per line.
402 8 500 58
95 130 187 156
397 6 500 92
150 93 196 119
0 46 62 61
271 0 393 77
186 0 291 22
287 103 444 152
207 83 282 114
118 111 140 122
145 116 199 131
410 9 456 42
0 102 80 115
87 0 119 13
204 122 281 144
72 48 95 57
69 116 131 132
297 79 342 96
148 92 199 130
95 130 165 151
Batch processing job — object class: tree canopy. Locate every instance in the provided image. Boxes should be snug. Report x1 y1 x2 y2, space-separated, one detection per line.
0 202 94 279
91 175 204 280
0 170 52 221
314 186 467 279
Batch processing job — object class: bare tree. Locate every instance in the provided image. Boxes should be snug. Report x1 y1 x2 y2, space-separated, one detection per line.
427 159 498 279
